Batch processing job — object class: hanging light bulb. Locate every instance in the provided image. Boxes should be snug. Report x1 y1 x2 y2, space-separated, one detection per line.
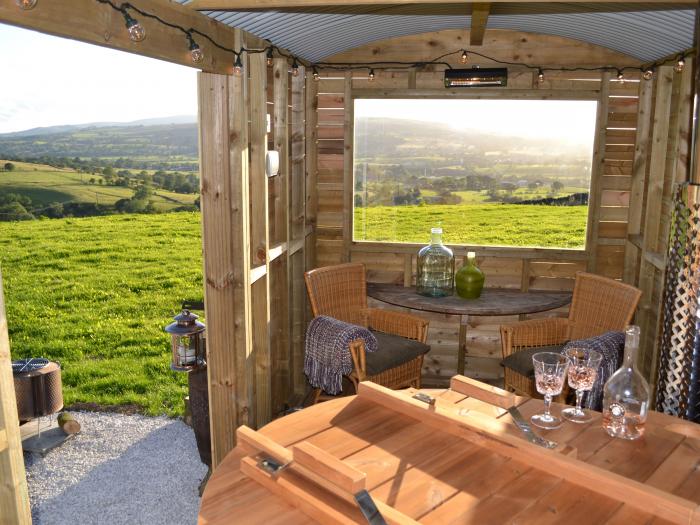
233 54 244 76
266 47 274 67
617 69 625 84
187 34 204 64
368 69 375 82
292 58 299 77
642 68 654 81
312 67 320 82
122 9 145 42
675 56 685 73
537 68 545 83
16 0 37 10
460 50 468 64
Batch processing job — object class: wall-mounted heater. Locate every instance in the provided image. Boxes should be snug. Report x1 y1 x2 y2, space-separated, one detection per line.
444 67 508 88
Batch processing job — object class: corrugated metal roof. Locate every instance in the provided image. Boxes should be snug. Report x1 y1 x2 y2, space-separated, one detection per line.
176 2 694 63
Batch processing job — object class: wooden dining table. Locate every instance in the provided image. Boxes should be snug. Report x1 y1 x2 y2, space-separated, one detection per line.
367 283 572 376
198 377 700 525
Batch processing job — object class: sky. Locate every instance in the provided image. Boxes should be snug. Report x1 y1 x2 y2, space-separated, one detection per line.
355 98 598 146
0 24 198 134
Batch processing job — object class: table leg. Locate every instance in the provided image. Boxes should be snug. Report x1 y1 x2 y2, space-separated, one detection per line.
458 314 469 376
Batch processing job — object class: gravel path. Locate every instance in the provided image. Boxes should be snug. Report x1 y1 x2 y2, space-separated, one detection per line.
24 412 208 525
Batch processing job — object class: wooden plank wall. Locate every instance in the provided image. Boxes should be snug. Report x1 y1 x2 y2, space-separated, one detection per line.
624 60 694 384
200 33 310 467
310 29 643 387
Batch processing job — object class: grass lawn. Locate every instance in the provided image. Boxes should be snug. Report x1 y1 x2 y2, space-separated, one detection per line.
0 213 203 416
354 203 588 248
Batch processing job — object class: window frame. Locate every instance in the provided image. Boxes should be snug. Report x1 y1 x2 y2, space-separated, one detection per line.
348 88 604 259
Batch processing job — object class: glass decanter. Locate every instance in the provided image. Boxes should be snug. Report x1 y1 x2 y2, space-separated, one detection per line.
455 251 485 299
417 227 454 297
602 325 650 440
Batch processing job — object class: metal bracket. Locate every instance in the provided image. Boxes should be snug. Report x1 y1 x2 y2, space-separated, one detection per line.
412 392 436 406
258 456 289 477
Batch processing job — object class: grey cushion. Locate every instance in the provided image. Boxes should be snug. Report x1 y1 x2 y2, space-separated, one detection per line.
501 344 565 378
365 330 430 377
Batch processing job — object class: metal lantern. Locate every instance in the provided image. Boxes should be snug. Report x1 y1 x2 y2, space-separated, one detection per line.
166 310 206 372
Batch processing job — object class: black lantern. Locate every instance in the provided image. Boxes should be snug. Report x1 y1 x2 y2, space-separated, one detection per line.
166 310 206 372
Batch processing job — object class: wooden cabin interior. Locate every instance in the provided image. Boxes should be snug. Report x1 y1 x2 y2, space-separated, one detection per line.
1 0 700 523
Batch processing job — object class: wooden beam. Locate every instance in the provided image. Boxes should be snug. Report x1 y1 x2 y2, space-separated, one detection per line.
271 57 291 415
249 52 272 428
342 71 354 263
199 64 254 466
585 71 611 272
470 3 490 46
0 0 246 75
190 0 694 8
0 270 31 525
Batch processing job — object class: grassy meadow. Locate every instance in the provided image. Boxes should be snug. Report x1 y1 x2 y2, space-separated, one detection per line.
0 213 203 416
0 160 197 210
354 203 588 248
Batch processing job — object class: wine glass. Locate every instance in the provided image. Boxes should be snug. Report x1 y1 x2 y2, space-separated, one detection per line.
531 352 569 430
562 348 603 424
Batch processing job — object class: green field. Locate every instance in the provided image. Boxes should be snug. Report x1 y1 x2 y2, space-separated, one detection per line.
0 160 197 210
354 203 588 248
0 213 203 416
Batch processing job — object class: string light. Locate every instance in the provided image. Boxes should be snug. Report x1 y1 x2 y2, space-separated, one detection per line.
121 8 146 42
233 54 243 76
84 0 691 84
675 55 685 73
312 67 320 81
16 0 37 9
368 69 375 82
187 33 204 64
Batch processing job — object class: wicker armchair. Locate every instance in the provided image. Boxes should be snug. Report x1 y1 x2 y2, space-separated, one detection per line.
500 272 642 396
304 263 429 399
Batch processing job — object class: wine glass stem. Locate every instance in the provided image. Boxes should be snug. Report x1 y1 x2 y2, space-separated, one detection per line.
544 394 552 418
575 389 583 414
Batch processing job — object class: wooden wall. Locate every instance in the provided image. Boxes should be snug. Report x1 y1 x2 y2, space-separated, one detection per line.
623 60 694 383
309 29 644 387
198 32 311 467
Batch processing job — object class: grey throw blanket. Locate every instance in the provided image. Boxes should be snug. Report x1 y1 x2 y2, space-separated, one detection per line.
304 315 378 395
561 331 625 410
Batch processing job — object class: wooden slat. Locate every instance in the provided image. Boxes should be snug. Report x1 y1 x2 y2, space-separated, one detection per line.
292 441 366 495
586 71 611 271
342 71 353 262
449 375 525 409
290 68 307 396
357 382 699 525
0 271 31 524
470 3 491 46
199 67 254 466
249 53 272 428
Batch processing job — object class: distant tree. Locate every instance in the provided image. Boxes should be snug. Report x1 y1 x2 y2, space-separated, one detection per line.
4 162 16 171
89 177 96 184
551 180 564 194
0 201 33 221
98 179 104 185
501 182 517 196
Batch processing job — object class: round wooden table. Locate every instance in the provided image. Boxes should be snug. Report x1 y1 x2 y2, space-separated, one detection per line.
198 382 700 524
367 283 572 375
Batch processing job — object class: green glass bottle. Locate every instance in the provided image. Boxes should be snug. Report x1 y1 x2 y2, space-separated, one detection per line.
455 251 485 299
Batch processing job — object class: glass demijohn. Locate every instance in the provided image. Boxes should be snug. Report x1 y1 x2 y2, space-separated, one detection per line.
455 251 485 299
417 228 454 297
602 325 650 440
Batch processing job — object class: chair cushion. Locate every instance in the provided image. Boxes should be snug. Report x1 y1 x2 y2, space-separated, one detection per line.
365 330 430 377
501 345 565 378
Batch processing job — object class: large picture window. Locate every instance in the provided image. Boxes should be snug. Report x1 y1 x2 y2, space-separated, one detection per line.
353 97 598 249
